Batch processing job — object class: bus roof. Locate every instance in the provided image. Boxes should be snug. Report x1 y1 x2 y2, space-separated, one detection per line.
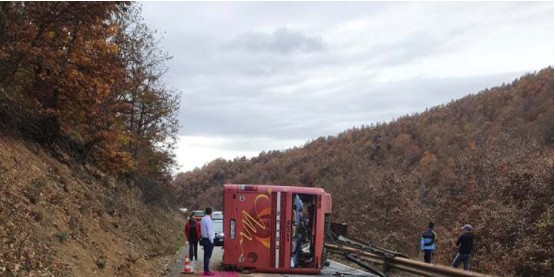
224 184 326 195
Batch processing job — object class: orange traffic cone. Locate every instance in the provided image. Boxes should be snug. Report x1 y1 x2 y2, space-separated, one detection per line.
181 255 194 274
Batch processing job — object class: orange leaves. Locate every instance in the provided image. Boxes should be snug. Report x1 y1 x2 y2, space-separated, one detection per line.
1 2 133 167
0 3 179 190
419 150 438 167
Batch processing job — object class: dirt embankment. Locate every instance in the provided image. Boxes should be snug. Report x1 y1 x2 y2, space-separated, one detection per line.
0 135 185 277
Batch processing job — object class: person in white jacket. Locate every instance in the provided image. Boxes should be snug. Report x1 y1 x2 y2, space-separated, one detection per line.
200 207 215 276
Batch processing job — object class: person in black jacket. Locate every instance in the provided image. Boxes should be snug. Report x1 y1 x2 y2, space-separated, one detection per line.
452 224 475 270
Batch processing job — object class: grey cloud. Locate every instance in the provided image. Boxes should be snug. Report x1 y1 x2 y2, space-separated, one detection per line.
178 72 529 142
230 28 325 55
368 32 452 67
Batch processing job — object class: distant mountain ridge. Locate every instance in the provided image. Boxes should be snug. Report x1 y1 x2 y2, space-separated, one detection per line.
174 67 553 276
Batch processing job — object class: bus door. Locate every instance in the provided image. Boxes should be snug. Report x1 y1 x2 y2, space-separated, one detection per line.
290 193 318 269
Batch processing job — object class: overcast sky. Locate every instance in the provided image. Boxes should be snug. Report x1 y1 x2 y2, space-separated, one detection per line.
140 1 554 173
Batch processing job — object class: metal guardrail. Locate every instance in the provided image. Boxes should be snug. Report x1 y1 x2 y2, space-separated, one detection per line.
335 235 407 259
344 252 386 277
325 239 495 277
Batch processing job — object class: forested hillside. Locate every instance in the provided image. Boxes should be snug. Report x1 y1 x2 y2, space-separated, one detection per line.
174 67 554 276
0 3 184 276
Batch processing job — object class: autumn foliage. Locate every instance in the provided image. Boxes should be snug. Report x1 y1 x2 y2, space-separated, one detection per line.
174 68 553 276
0 2 179 199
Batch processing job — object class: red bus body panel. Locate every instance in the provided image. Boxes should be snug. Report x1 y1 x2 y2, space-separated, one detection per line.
223 184 331 274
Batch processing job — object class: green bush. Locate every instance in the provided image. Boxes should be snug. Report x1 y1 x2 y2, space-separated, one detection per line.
96 259 106 269
54 232 67 243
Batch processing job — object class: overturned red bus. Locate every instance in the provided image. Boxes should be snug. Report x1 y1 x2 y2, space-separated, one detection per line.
222 184 332 274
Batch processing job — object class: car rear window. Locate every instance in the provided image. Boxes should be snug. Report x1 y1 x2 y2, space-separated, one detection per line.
212 212 223 220
192 211 204 217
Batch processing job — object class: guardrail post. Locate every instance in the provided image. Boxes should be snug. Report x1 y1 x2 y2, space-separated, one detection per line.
383 255 393 275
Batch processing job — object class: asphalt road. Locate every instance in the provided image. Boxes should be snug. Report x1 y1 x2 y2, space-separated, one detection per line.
168 243 375 277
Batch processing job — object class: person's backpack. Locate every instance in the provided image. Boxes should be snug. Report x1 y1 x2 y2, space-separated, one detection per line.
420 229 435 250
189 221 197 238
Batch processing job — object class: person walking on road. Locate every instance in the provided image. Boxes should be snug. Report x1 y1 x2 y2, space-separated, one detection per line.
452 224 475 270
184 215 201 260
420 222 437 263
200 206 215 276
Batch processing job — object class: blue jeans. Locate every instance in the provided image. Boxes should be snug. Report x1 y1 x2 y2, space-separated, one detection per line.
452 253 471 270
200 238 214 273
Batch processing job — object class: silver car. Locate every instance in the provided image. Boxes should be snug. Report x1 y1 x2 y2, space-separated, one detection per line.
213 218 224 246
